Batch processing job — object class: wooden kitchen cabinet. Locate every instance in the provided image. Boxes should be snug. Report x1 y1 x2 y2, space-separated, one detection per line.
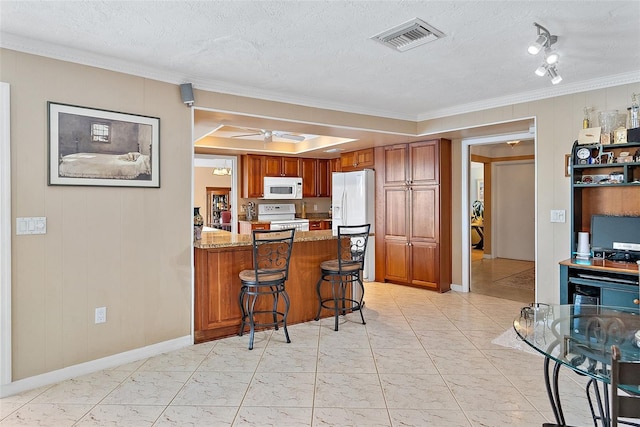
241 154 265 198
309 220 323 231
242 154 300 197
238 221 270 235
300 158 318 197
317 159 330 197
340 148 374 171
194 246 252 342
375 139 451 292
265 156 300 177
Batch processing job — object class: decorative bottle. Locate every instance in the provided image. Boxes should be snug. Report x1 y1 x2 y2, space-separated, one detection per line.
193 207 204 240
583 107 590 129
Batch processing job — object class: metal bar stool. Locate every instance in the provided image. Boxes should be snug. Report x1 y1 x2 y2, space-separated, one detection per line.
238 228 295 350
314 224 370 331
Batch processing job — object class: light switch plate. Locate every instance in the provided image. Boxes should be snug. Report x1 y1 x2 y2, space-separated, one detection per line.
550 210 566 223
16 217 47 235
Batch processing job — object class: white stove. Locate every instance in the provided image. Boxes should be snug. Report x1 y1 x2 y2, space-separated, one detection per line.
258 203 309 232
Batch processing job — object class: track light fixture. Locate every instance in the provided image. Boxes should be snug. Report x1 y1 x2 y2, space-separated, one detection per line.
535 63 549 77
548 66 563 85
528 22 562 84
544 47 559 65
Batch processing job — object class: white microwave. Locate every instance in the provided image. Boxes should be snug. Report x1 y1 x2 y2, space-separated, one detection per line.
263 177 303 199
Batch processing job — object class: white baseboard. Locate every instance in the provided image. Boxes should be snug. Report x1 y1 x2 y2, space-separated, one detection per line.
451 283 465 292
0 335 192 398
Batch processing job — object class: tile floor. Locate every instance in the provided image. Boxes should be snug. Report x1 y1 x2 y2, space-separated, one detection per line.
471 253 535 303
1 282 597 426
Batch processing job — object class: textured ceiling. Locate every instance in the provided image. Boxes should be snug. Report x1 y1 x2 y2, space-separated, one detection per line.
2 0 639 123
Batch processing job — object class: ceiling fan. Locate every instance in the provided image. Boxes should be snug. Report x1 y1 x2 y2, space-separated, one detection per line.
231 128 305 143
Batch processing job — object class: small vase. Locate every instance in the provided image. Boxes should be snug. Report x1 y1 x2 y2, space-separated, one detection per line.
194 207 204 240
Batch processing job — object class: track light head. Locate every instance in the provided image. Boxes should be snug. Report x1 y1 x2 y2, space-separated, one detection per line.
548 66 562 85
535 63 548 77
544 48 560 65
528 34 547 55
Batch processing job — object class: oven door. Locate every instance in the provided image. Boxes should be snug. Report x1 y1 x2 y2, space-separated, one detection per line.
270 221 309 232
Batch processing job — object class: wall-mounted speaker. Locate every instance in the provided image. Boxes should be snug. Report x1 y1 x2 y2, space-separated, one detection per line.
179 83 194 106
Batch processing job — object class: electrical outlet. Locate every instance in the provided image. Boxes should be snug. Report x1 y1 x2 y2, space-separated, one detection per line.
95 307 106 324
313 204 318 211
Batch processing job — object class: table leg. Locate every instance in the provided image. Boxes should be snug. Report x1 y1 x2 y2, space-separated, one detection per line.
544 356 566 425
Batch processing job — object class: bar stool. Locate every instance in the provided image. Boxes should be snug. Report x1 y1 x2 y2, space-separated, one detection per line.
238 228 296 350
315 224 370 331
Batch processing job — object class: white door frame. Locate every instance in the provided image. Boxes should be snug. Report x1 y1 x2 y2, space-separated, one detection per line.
1 82 12 385
457 127 536 294
193 154 239 234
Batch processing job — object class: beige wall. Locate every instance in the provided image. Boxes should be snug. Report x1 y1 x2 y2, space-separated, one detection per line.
3 46 639 384
1 49 193 380
427 84 640 302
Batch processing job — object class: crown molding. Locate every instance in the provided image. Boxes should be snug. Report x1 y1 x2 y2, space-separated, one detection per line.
2 33 639 123
417 71 640 122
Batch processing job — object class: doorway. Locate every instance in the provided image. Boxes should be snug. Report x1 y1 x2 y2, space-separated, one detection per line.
460 131 536 303
193 154 239 234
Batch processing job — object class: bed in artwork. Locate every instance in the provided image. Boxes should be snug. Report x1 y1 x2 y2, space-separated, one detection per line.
58 152 151 179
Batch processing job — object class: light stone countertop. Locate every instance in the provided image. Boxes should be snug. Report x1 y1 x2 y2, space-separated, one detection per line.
194 229 338 249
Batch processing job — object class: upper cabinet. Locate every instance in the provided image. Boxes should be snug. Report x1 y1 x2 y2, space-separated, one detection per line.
340 148 375 171
382 141 440 186
300 158 318 197
264 156 300 177
242 154 339 198
317 158 340 197
241 154 265 198
242 154 300 198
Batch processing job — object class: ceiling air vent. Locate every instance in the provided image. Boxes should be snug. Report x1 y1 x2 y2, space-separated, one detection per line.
371 18 445 52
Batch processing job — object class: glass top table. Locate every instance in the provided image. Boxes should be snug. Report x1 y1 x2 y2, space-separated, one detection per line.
513 304 640 426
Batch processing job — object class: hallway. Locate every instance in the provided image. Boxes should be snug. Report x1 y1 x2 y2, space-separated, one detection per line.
470 250 535 303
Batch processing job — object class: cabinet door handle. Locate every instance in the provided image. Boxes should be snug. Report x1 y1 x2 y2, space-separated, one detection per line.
634 298 639 305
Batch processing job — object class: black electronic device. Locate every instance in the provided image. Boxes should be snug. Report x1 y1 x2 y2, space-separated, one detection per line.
591 215 640 260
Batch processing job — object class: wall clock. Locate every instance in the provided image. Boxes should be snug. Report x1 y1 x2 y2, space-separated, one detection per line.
576 147 591 164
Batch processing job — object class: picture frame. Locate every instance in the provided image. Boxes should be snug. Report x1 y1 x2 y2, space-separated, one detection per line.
48 102 160 187
476 179 484 202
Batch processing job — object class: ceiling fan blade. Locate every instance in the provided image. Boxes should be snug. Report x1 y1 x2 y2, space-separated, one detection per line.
273 132 305 142
231 133 262 138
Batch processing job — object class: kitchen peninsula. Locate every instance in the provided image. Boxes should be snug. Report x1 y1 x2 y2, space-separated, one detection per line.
194 229 345 343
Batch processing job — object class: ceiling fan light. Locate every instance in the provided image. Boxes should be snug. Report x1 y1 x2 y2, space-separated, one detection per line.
535 63 548 77
545 48 559 65
528 34 547 55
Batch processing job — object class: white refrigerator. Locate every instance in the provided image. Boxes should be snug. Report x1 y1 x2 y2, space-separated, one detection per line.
332 169 375 281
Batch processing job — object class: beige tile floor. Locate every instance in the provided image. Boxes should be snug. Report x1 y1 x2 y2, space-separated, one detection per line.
1 282 597 426
471 252 535 303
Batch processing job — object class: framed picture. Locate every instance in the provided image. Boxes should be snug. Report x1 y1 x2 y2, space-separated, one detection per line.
48 102 160 187
476 179 484 201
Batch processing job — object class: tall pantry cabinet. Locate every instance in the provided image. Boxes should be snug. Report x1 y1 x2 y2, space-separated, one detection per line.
374 139 452 292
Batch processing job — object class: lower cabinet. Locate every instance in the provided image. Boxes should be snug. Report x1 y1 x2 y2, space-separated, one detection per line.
194 247 252 343
194 239 342 343
238 221 270 235
559 260 640 309
309 220 323 231
383 240 440 289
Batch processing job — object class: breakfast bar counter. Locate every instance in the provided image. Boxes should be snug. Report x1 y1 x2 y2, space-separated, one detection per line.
194 230 341 343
